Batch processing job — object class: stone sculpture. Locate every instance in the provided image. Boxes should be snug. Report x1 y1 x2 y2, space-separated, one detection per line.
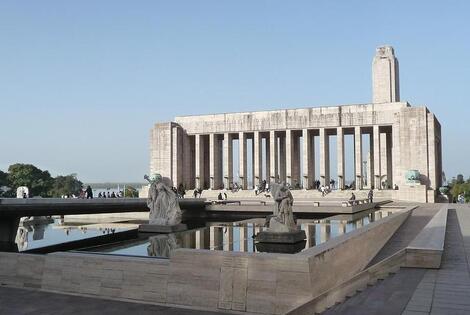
255 181 306 246
145 174 182 226
268 182 297 233
405 170 421 184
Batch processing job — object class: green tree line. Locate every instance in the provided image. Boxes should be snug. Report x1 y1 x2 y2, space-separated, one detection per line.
449 174 470 202
0 163 83 198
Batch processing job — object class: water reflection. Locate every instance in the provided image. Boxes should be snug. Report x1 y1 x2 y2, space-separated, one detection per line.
147 234 179 258
86 208 398 257
14 218 136 252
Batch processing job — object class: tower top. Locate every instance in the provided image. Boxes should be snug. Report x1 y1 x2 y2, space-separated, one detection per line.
372 45 400 103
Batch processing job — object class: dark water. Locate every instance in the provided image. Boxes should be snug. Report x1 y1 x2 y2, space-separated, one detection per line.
79 208 398 257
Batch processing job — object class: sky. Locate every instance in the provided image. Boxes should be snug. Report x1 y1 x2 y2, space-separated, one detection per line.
1 1 469 183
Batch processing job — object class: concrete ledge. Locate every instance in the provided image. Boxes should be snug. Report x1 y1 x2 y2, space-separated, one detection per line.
287 249 406 315
405 205 448 269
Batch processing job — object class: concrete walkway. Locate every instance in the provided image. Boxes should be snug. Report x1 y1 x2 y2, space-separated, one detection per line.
0 286 226 315
323 205 470 315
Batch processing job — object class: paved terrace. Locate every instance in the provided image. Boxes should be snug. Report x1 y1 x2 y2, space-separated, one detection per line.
324 204 470 315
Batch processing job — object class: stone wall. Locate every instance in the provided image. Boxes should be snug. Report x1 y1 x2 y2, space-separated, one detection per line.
0 208 411 314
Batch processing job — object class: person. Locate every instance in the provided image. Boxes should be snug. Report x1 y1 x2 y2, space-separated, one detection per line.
224 192 228 200
320 185 325 197
254 185 259 196
107 192 111 198
394 184 399 190
218 192 223 200
102 192 106 198
22 192 27 199
349 192 356 205
178 183 186 198
193 189 198 198
84 186 93 199
111 191 116 198
98 192 102 198
368 189 373 203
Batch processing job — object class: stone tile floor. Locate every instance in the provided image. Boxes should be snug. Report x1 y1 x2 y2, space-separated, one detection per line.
0 286 227 315
324 204 470 315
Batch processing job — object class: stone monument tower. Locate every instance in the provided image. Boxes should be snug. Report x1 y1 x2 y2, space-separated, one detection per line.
372 45 400 103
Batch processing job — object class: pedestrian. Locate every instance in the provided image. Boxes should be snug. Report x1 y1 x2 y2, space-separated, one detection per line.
349 192 356 205
178 183 186 198
98 192 102 198
85 186 93 199
107 191 111 198
218 192 223 200
368 189 373 203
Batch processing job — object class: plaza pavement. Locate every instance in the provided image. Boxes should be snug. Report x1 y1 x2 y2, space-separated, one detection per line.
324 204 470 315
1 203 470 315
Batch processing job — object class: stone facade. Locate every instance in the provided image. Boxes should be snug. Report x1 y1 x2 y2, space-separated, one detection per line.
149 46 443 202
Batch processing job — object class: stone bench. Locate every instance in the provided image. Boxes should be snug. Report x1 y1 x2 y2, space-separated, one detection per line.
405 205 448 269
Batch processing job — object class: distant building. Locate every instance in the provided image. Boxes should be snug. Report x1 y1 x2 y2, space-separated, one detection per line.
149 46 442 202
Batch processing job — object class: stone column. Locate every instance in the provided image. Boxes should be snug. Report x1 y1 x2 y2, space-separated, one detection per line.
239 226 247 252
195 134 205 189
239 132 247 189
302 129 314 189
223 133 233 189
319 128 330 186
265 135 270 182
292 132 301 187
380 133 388 188
286 129 293 185
269 131 278 182
337 127 345 190
209 133 222 190
387 131 394 188
195 229 204 249
355 126 363 190
279 134 286 182
373 125 381 190
223 226 233 251
254 131 262 187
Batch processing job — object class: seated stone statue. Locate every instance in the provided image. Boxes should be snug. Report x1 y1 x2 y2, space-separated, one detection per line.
268 182 297 233
145 174 182 225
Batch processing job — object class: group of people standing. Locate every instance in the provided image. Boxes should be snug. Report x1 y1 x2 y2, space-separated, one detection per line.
97 190 123 198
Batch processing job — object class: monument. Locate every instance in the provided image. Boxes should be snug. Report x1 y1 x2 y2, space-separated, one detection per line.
146 46 443 203
255 182 306 245
138 174 187 233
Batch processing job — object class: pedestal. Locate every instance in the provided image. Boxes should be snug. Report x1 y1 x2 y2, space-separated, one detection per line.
138 223 187 233
254 230 306 244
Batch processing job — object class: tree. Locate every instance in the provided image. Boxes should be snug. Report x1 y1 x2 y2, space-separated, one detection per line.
0 170 10 196
50 174 83 197
7 163 53 197
124 186 139 198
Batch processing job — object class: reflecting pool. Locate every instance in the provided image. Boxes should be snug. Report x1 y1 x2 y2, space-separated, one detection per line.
80 208 399 257
15 217 137 252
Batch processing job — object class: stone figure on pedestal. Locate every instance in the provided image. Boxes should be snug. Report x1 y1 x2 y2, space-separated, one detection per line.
268 182 297 233
139 174 186 233
146 174 182 225
255 182 306 248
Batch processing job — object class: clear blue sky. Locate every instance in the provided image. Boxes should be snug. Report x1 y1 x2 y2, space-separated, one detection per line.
1 1 469 183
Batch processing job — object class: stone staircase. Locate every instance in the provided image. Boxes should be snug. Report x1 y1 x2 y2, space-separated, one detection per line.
192 188 395 201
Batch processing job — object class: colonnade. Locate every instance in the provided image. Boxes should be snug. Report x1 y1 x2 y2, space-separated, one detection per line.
193 126 393 190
